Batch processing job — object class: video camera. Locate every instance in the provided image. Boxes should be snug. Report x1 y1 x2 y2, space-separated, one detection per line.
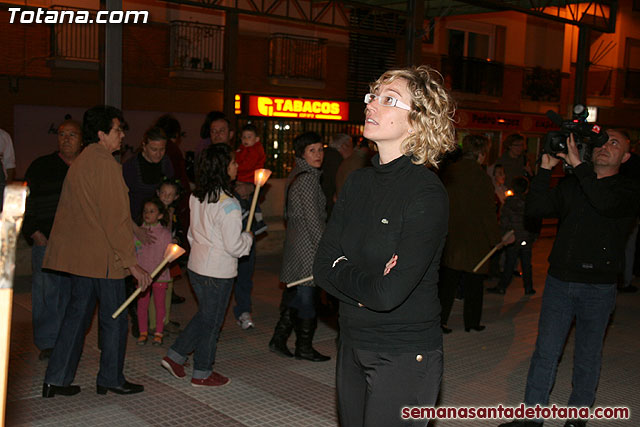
543 105 609 164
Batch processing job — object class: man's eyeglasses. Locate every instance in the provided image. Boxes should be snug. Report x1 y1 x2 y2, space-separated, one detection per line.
364 93 411 111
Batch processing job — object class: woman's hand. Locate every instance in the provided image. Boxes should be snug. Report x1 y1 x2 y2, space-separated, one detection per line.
383 254 398 276
501 230 516 246
129 264 152 292
133 222 156 245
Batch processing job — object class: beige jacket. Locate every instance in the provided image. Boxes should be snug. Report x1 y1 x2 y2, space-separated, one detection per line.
43 143 137 279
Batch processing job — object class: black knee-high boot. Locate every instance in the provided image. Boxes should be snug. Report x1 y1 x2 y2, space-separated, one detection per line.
269 289 295 358
294 317 330 362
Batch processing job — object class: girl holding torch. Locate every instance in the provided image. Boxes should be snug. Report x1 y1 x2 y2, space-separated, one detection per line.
312 66 457 426
161 144 253 387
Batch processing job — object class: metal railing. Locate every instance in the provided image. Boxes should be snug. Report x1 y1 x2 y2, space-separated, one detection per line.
50 6 98 61
269 33 326 80
170 21 224 72
522 67 563 102
441 56 503 97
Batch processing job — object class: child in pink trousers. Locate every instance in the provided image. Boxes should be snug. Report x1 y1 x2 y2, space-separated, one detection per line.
136 198 172 346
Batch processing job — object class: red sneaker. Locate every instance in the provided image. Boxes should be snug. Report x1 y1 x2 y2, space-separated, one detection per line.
161 356 186 379
190 372 230 387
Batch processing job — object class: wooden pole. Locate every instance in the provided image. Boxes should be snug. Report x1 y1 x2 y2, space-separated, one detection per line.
0 289 12 427
111 244 185 319
245 169 271 232
286 276 314 288
472 230 515 273
0 185 28 427
245 184 261 232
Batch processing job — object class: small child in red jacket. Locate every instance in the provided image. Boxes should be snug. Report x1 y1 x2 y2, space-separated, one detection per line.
235 124 266 199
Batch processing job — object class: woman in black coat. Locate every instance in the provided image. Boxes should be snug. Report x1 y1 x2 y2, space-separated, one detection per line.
313 66 457 426
269 132 330 362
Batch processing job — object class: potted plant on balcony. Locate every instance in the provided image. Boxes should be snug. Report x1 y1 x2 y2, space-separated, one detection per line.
190 57 201 69
203 58 213 71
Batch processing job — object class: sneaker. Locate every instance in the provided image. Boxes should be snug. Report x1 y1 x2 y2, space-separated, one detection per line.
152 333 163 346
137 332 148 345
191 372 230 387
236 312 254 330
161 356 186 379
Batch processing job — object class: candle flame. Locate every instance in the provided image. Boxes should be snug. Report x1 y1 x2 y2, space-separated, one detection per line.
505 190 514 197
254 169 272 186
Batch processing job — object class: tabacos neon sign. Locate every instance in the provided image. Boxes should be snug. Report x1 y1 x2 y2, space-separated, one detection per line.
247 95 349 121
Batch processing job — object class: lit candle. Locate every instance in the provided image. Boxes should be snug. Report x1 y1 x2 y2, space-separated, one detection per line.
246 169 272 232
112 244 186 319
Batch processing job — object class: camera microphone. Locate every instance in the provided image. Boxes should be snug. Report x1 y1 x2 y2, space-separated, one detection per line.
545 110 564 127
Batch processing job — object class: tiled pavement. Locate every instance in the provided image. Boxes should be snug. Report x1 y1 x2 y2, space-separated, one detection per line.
4 234 639 426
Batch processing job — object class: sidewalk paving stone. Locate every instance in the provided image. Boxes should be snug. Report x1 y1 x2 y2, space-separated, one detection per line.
5 236 638 426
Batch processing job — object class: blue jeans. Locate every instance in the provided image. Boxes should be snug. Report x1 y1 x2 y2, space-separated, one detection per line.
233 242 255 319
288 285 316 319
498 243 533 292
44 275 128 388
31 245 72 350
524 275 616 408
168 270 234 379
623 221 638 287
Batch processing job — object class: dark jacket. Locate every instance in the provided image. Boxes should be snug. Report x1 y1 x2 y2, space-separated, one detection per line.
122 152 174 221
441 157 501 274
313 154 447 353
501 194 537 245
321 147 342 217
526 163 640 283
22 152 71 245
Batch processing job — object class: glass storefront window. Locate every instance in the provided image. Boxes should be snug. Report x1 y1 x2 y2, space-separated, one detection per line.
235 118 364 178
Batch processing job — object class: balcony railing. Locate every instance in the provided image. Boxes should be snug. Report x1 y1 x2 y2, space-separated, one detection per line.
624 69 640 99
50 6 98 62
441 56 503 97
522 67 563 102
269 34 326 80
170 21 224 72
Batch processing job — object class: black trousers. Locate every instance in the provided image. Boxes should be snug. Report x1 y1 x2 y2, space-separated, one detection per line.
438 266 485 329
336 341 442 427
44 275 128 388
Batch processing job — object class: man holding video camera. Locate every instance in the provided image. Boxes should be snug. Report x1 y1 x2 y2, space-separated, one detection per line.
499 129 640 427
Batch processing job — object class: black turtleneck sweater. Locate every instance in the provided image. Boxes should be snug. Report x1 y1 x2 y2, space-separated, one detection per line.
313 154 448 352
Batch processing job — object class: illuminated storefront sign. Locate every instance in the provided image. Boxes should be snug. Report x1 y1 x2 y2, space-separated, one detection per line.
247 95 349 121
457 109 556 133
